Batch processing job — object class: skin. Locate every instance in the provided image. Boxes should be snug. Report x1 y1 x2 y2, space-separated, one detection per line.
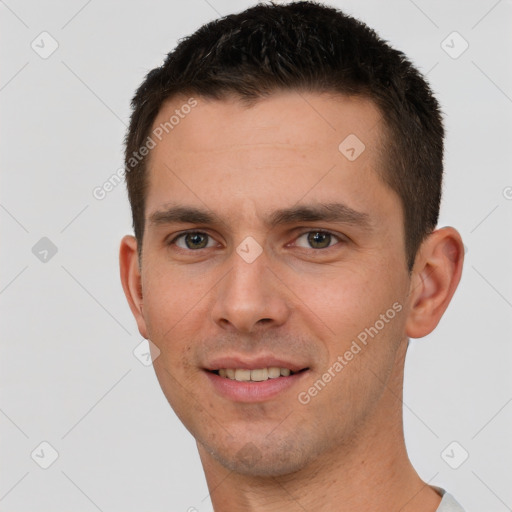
120 91 464 511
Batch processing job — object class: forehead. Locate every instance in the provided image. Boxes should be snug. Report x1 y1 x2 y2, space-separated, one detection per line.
145 91 398 227
151 91 383 155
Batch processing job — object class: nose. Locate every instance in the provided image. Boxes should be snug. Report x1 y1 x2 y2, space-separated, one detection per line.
211 246 290 334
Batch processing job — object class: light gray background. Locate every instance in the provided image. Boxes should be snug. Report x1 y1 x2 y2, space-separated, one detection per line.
1 0 511 510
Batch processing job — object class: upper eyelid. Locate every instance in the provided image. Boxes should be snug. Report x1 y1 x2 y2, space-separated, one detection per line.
169 230 220 246
290 230 343 247
168 228 344 247
294 229 341 239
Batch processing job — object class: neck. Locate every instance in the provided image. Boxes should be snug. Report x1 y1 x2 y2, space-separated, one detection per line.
198 342 442 512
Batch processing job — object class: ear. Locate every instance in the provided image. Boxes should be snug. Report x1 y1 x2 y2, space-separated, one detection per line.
405 227 464 339
119 235 148 339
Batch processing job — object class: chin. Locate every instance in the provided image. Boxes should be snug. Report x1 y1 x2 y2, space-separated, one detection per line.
203 436 316 477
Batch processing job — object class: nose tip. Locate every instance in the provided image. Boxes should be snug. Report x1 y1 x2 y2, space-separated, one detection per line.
217 315 274 334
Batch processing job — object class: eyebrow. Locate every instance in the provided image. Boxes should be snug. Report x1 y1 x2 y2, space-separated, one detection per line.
268 203 372 229
148 202 372 230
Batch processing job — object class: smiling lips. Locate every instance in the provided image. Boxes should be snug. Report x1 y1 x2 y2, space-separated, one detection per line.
205 357 310 401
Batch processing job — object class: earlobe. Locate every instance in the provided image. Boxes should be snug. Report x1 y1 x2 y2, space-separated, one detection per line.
405 227 464 339
119 235 148 339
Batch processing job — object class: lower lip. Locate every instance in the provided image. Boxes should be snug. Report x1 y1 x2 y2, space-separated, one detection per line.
204 370 309 402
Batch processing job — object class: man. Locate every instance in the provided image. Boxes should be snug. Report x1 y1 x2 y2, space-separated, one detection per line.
119 2 465 510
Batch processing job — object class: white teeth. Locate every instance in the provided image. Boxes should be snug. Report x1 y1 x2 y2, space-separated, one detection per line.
234 369 251 381
268 367 281 379
251 368 268 381
217 367 296 381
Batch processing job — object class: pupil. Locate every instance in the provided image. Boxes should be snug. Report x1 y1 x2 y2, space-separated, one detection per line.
186 233 207 249
308 231 330 249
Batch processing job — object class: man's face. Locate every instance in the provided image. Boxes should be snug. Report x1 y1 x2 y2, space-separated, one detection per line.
134 91 412 476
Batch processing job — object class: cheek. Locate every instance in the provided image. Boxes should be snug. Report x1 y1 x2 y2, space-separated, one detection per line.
295 265 394 336
141 266 207 355
144 271 206 416
297 270 406 424
294 261 407 378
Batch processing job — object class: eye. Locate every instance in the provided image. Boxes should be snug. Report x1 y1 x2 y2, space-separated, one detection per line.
171 231 217 250
294 230 342 249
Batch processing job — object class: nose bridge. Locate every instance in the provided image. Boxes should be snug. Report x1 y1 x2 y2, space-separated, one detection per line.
211 242 289 333
228 250 266 296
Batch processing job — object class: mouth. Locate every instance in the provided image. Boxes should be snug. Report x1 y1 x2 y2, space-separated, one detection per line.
208 367 308 382
203 358 310 402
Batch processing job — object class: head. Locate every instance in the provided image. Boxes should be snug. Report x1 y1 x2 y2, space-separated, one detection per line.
120 1 463 478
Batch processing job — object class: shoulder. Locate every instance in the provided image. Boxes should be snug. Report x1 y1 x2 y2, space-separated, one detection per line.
433 487 466 512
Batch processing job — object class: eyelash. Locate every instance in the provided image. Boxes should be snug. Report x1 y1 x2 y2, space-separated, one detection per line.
167 229 345 251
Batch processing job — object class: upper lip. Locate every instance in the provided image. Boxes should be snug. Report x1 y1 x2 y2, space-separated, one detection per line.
204 355 308 373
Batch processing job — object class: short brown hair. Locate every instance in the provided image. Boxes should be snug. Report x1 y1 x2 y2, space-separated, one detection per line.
124 1 444 270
